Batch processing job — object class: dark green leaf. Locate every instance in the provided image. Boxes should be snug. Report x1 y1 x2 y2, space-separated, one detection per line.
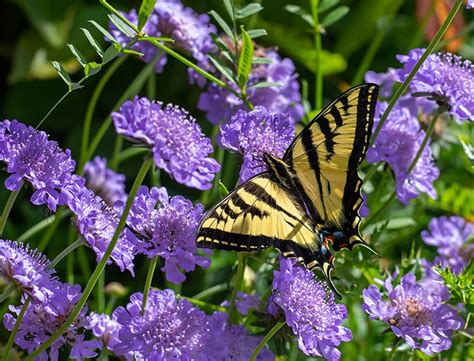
321 6 349 27
252 57 273 64
236 3 264 19
84 62 102 77
319 0 340 12
208 54 235 84
67 44 87 67
81 28 104 57
102 44 120 64
223 0 235 20
51 61 71 85
137 0 156 31
108 14 135 38
237 26 254 89
247 29 267 39
285 4 314 26
209 10 235 41
88 20 116 43
248 81 282 89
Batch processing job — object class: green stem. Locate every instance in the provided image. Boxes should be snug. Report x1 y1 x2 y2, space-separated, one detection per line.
50 238 84 268
228 253 246 324
116 147 149 165
0 186 22 236
363 162 381 184
147 72 156 99
249 322 285 361
100 0 141 35
141 256 159 314
26 158 153 360
386 339 402 361
79 55 128 170
288 341 299 361
18 210 70 243
407 113 440 174
37 208 67 251
311 0 322 111
192 283 228 300
0 283 14 303
110 136 124 171
3 297 31 361
96 272 106 313
35 91 71 129
370 0 463 146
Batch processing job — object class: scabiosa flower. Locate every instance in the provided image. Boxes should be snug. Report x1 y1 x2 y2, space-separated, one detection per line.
421 216 474 274
468 0 474 9
362 272 462 354
3 282 101 360
236 292 260 315
395 48 474 121
83 156 127 207
269 258 352 360
68 186 137 274
122 185 209 283
364 68 398 98
87 312 121 353
220 106 294 182
0 240 55 302
367 99 439 204
109 0 216 73
0 120 77 211
198 49 304 124
112 289 227 360
112 97 220 190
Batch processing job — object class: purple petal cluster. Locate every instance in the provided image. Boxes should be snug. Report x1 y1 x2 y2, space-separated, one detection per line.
362 272 462 354
269 258 352 360
87 312 122 353
68 186 136 274
0 120 78 211
198 49 304 124
0 240 54 302
468 0 474 9
236 292 260 315
110 0 216 73
367 99 439 204
83 156 127 207
421 216 474 274
123 185 209 283
4 282 101 360
112 97 220 190
220 106 295 182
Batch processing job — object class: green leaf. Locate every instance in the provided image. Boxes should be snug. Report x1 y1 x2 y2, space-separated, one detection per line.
247 29 267 39
81 28 104 57
143 36 174 42
319 0 340 12
88 20 116 43
108 14 135 38
219 181 230 197
69 83 84 91
67 44 87 67
236 3 264 19
223 0 235 20
285 4 314 26
248 81 282 89
208 54 235 84
122 49 144 57
137 0 156 31
209 10 235 41
51 61 71 85
252 57 273 64
102 44 120 64
237 26 254 89
321 6 349 27
84 62 102 77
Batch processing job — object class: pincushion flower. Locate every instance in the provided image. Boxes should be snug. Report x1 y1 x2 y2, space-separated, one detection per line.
87 312 121 353
122 185 209 283
269 258 352 360
0 240 55 302
112 289 227 360
421 216 474 274
198 49 304 124
68 185 137 274
362 272 462 354
83 156 127 207
367 100 439 204
112 97 220 190
468 0 474 9
0 120 77 211
220 106 295 182
3 282 101 360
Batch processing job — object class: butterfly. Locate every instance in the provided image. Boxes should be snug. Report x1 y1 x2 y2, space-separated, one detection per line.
196 84 379 296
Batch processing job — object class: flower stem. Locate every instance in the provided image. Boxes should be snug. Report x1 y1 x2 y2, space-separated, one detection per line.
37 208 68 251
0 186 22 236
192 283 228 300
26 158 153 360
407 113 440 174
17 210 70 243
310 0 322 111
370 0 464 146
141 256 159 315
50 237 84 269
96 271 106 313
3 297 31 361
0 283 14 304
249 322 285 361
228 253 246 324
35 91 72 129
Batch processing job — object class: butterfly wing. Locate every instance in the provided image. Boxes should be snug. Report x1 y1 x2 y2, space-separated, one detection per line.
283 84 379 251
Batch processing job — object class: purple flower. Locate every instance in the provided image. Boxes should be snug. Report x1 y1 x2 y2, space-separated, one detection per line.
3 282 101 361
395 49 474 121
68 185 137 274
198 49 304 124
220 106 294 182
236 292 260 315
112 289 227 360
83 156 127 207
122 185 209 283
362 272 462 354
112 97 220 190
110 0 216 73
367 99 439 204
269 258 352 360
0 240 55 302
468 0 474 9
0 120 77 211
421 216 474 274
87 312 121 353
364 68 398 98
